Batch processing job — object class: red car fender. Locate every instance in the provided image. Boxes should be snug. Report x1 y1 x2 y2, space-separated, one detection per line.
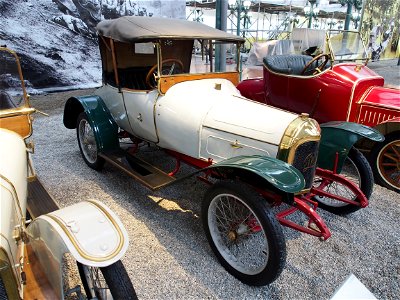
237 78 265 103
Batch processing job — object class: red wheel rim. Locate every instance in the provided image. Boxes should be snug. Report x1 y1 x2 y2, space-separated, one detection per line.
378 140 400 190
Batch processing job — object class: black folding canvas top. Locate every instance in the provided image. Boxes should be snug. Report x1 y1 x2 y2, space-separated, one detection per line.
96 16 244 43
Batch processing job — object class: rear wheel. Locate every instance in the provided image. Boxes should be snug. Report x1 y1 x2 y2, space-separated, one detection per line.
370 132 400 193
77 260 137 300
0 276 8 300
76 112 105 170
202 181 286 286
314 147 373 214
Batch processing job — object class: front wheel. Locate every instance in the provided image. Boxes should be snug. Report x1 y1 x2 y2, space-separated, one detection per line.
370 132 400 193
202 181 286 286
76 112 105 170
77 260 137 300
314 147 373 214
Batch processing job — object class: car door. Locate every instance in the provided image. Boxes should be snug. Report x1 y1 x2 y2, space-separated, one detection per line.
122 89 159 143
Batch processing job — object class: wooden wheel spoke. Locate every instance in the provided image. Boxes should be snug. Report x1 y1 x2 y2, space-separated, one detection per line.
388 144 400 158
381 162 398 167
382 152 397 162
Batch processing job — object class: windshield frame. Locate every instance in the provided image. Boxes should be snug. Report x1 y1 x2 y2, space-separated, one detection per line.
326 30 370 64
155 38 242 94
0 47 30 110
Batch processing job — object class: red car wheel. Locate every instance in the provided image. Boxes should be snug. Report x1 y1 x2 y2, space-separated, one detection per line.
370 132 400 193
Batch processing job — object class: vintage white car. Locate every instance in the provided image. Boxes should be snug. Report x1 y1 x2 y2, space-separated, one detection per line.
63 16 382 286
0 47 137 299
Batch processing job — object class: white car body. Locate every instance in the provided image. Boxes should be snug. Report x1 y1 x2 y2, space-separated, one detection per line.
0 46 133 299
0 129 27 298
0 128 130 299
98 78 298 163
62 16 382 287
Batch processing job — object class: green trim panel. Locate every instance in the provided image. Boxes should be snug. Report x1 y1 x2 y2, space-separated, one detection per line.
208 155 305 193
63 95 119 152
318 121 384 171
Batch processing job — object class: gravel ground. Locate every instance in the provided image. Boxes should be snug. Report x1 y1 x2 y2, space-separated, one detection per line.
29 89 399 300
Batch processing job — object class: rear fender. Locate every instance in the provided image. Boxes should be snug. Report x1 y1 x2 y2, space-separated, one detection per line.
318 121 384 171
63 95 119 152
206 155 305 199
27 199 129 265
26 200 129 298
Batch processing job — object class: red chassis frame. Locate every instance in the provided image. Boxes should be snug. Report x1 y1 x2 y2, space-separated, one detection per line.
162 148 368 241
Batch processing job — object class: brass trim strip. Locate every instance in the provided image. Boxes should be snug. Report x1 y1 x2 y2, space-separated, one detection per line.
45 201 125 262
286 136 321 165
156 41 162 93
0 47 29 106
0 107 35 118
160 71 239 79
277 115 321 193
153 92 162 144
0 175 24 218
0 236 18 271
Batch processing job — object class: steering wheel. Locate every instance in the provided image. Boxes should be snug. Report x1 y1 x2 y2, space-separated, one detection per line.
145 59 184 89
301 53 330 76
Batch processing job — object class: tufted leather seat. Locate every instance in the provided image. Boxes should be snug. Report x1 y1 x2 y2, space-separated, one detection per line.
263 54 316 75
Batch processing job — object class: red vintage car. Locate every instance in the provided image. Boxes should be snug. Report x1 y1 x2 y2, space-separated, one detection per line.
238 30 400 193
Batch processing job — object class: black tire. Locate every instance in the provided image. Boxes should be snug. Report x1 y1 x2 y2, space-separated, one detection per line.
76 112 105 170
369 132 400 193
0 276 8 300
77 260 137 300
314 147 373 214
202 180 286 286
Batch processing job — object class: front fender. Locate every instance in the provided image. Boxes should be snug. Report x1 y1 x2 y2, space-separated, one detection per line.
206 155 305 194
317 121 384 171
26 200 129 299
63 95 119 152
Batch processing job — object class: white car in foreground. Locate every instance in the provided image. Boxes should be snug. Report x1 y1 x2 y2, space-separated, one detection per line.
0 47 136 299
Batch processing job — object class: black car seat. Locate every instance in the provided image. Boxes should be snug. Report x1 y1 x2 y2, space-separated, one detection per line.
263 54 318 75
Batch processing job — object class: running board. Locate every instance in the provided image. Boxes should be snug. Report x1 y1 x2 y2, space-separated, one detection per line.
99 150 176 190
27 178 60 218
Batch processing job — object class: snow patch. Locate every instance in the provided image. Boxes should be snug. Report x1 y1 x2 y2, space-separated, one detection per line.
1 0 185 91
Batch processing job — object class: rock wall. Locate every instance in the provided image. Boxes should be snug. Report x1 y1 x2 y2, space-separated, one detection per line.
0 0 185 91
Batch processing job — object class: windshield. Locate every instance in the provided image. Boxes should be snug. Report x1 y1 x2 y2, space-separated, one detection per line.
327 30 369 63
161 40 237 75
99 37 240 91
0 49 26 109
245 29 369 67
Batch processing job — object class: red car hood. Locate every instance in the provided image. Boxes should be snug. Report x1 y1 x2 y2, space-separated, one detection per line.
361 86 400 110
332 63 384 85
